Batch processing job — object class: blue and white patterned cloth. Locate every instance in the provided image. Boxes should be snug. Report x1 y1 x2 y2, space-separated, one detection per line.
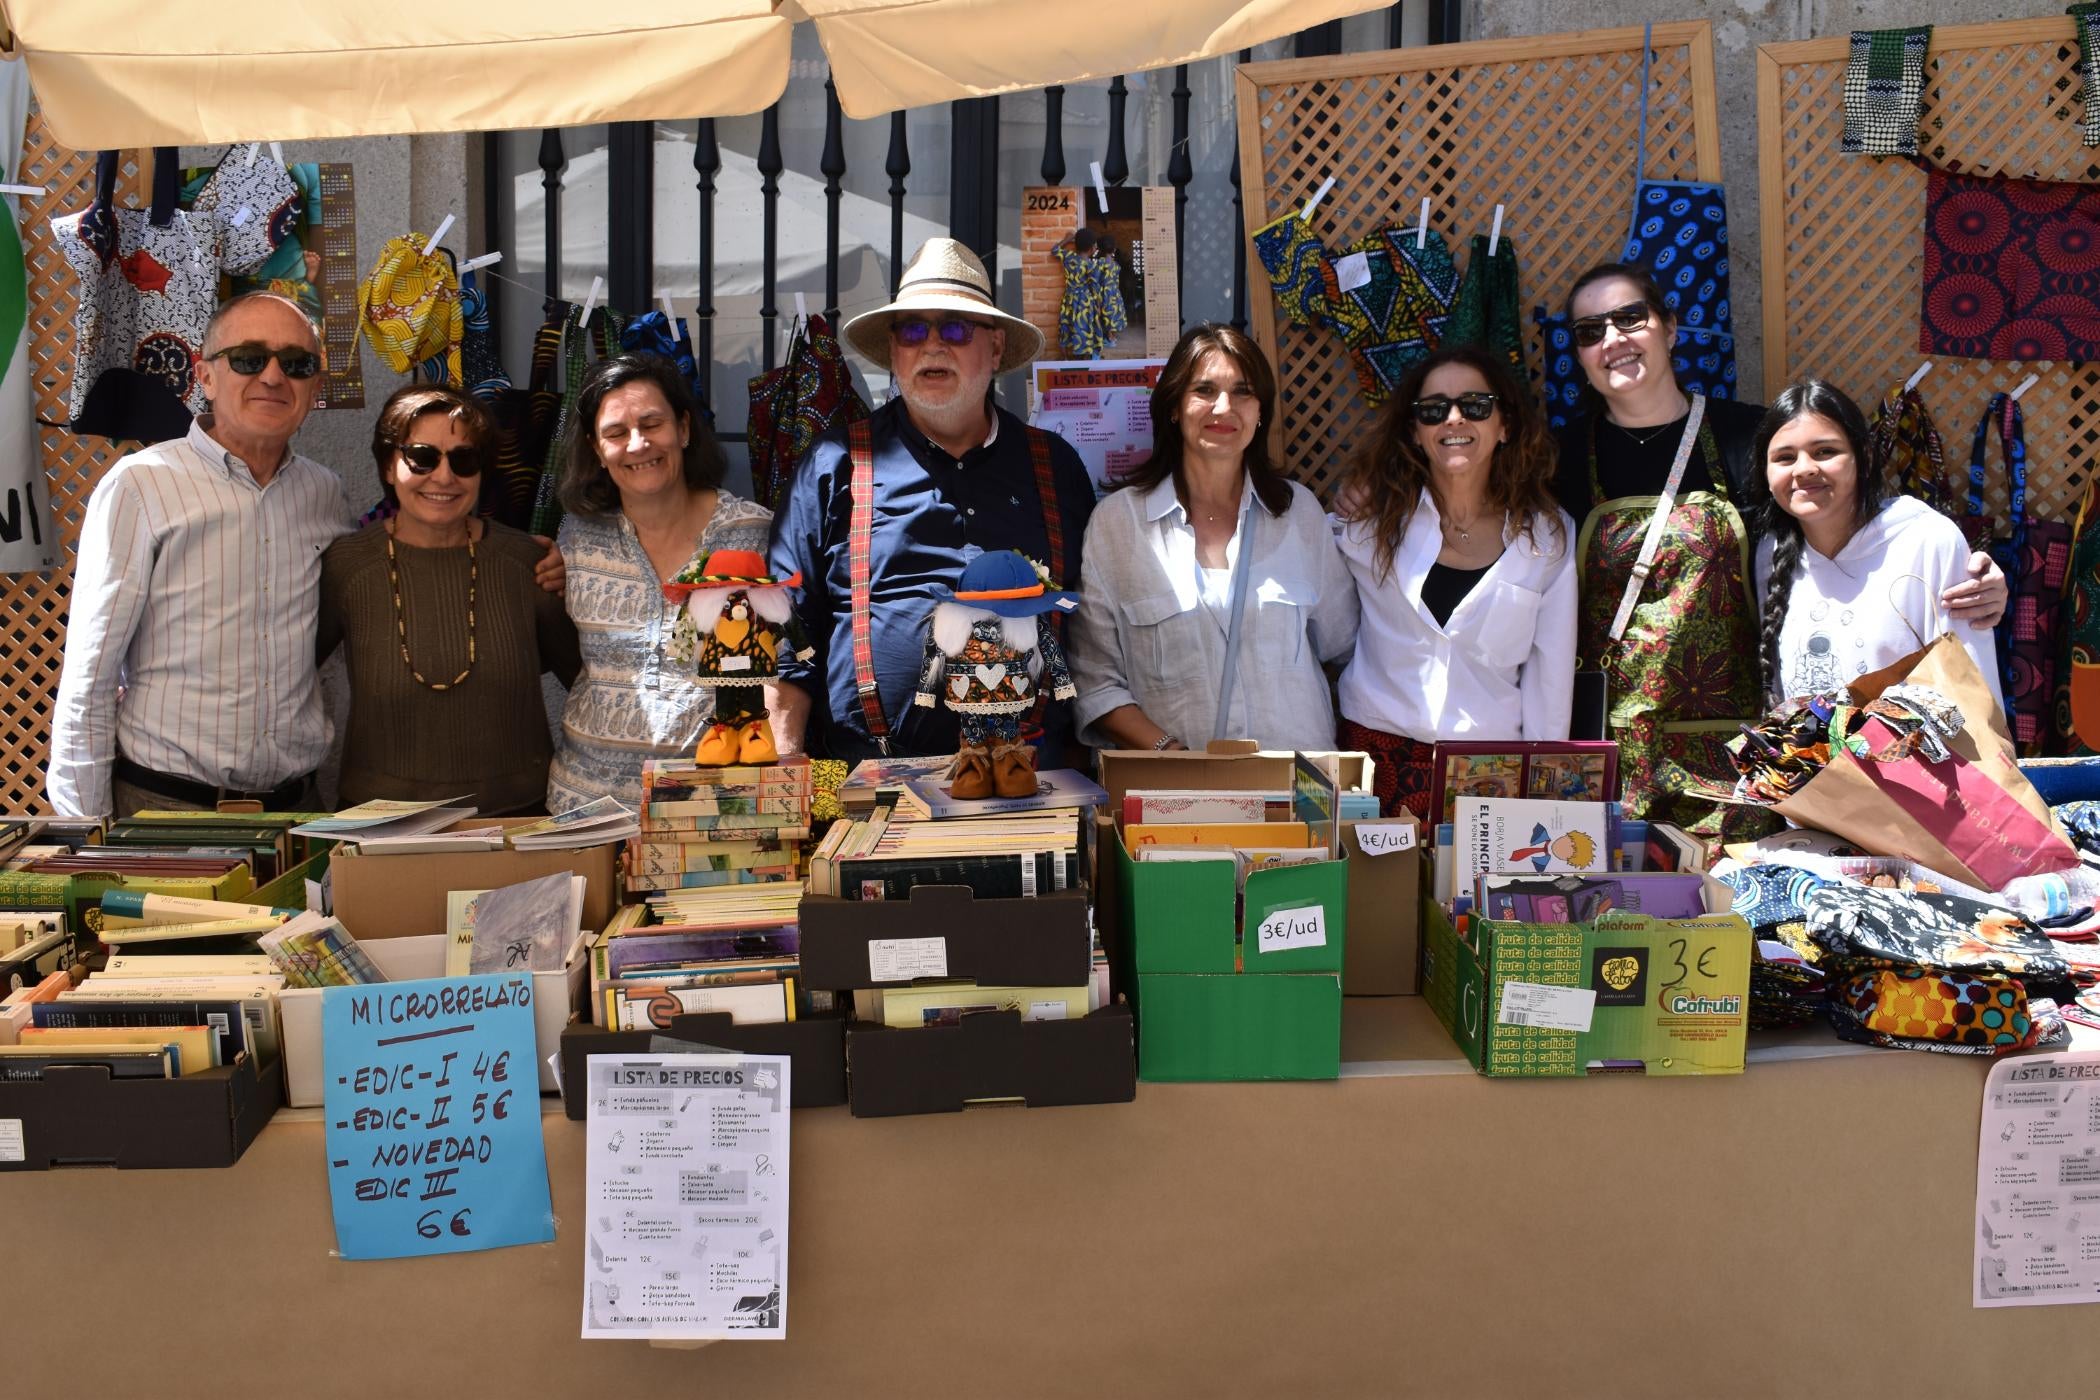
545 491 775 813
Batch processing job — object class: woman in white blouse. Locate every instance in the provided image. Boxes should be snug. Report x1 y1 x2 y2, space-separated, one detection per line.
1334 345 1577 819
1067 324 1358 753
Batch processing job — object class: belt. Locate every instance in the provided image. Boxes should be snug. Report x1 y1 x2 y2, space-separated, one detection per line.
113 756 313 810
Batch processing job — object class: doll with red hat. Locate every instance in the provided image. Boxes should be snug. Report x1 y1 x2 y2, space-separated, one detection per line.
913 549 1080 799
663 549 814 766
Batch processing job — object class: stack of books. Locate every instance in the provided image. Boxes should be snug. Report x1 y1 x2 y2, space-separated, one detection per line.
626 756 812 897
1 953 285 1076
587 887 824 1030
808 803 1083 900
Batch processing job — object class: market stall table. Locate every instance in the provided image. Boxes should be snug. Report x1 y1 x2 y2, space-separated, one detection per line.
3 998 2074 1397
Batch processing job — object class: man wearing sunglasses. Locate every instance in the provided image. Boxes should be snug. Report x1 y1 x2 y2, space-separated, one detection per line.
767 238 1096 769
48 290 564 818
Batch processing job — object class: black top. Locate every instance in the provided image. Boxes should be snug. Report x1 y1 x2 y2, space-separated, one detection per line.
1422 559 1496 628
1551 397 1768 527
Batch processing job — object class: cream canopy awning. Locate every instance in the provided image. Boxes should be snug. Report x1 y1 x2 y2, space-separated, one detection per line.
0 0 1386 147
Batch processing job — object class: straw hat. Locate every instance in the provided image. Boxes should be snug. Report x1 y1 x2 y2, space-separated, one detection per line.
844 238 1044 374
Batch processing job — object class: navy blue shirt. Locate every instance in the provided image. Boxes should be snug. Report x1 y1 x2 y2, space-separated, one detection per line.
767 398 1096 763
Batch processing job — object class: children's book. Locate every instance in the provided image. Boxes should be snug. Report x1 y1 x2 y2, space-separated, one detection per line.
1454 797 1614 884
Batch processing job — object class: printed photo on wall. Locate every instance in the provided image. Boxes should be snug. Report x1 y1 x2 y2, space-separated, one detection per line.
1022 185 1181 362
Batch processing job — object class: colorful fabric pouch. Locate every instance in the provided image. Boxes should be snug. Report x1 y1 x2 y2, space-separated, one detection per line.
1803 883 2074 994
2073 4 2100 147
1841 26 1933 156
1250 210 1336 332
620 309 712 423
1320 227 1459 405
458 270 511 400
1834 966 2033 1047
1718 863 1831 930
747 312 868 512
1870 380 1950 515
1444 233 1523 377
187 145 300 276
357 233 462 385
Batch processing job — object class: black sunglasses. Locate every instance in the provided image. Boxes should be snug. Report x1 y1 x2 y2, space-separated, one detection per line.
207 342 322 379
1569 301 1653 348
1411 392 1499 426
890 317 992 346
396 442 484 478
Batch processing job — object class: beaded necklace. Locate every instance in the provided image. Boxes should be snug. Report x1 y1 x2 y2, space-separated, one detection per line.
385 521 476 690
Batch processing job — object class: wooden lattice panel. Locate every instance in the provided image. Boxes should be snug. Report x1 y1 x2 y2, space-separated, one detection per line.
1 117 131 813
1760 17 2100 524
1238 23 1721 501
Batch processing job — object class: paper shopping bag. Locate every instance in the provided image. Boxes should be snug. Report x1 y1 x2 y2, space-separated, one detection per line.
1768 634 2077 888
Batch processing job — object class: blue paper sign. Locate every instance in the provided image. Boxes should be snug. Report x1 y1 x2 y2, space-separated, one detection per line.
322 975 554 1261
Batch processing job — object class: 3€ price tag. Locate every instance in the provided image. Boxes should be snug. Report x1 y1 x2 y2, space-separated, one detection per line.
1255 903 1326 954
1352 822 1416 857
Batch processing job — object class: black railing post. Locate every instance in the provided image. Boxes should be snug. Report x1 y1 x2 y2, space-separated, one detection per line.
1387 1 1407 48
1041 85 1066 187
949 95 1000 272
1230 49 1250 332
1168 64 1192 315
537 128 565 305
759 102 784 371
1428 0 1462 44
1104 77 1129 188
1296 22 1345 57
694 118 720 391
821 76 847 323
886 112 911 296
607 120 653 313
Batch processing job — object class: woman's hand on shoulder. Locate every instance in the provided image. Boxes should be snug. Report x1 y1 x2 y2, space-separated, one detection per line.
533 534 567 596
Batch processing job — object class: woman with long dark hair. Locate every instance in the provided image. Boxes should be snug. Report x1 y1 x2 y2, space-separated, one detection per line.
1332 345 1576 820
1746 379 2003 709
1066 324 1357 752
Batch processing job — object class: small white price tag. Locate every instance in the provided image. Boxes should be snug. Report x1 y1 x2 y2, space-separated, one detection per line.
1352 822 1416 856
1497 981 1596 1032
1332 251 1371 292
1029 1001 1069 1021
867 937 948 983
1254 903 1326 954
719 655 753 671
0 1119 22 1163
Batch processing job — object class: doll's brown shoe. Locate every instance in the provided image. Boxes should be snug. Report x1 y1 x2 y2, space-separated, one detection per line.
949 743 994 800
694 721 740 767
991 741 1039 799
737 719 779 765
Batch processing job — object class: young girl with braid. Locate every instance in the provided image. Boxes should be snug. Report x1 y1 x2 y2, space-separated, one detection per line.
1745 379 2004 713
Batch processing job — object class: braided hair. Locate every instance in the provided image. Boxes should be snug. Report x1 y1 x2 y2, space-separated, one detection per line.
1744 379 1886 700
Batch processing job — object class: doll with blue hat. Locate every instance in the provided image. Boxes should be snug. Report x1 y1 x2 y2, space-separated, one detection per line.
914 549 1080 799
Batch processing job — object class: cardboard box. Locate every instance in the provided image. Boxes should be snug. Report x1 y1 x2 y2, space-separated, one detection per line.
1117 832 1347 976
0 1050 281 1170
1421 893 1752 1076
557 1015 848 1114
1135 973 1342 1081
1339 817 1420 995
278 933 587 1106
328 818 620 940
798 886 1092 991
843 1006 1135 1117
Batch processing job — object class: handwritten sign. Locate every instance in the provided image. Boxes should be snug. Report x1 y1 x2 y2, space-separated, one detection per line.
1352 822 1417 856
1255 903 1327 954
583 1053 790 1340
323 975 553 1261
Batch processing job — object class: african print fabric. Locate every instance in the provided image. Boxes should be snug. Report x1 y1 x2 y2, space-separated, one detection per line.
1920 164 2100 361
1840 26 1932 157
1444 233 1523 378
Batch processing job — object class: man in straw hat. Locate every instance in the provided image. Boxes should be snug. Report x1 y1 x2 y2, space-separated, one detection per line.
768 238 1095 769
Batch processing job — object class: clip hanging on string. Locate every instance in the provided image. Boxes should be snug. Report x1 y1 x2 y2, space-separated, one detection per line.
0 182 47 198
244 142 261 169
660 293 677 326
2011 372 2041 403
421 214 454 259
270 142 285 167
580 275 603 324
794 291 809 324
1300 176 1336 223
1416 197 1430 250
1089 161 1109 214
1904 361 1933 393
457 250 502 274
1486 204 1505 258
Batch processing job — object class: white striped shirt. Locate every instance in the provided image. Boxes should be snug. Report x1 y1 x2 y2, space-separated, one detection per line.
48 417 354 817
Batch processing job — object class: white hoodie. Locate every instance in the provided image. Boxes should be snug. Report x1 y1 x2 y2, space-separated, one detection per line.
1753 494 2005 713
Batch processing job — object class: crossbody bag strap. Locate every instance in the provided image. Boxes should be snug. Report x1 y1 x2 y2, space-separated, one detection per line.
1024 425 1066 587
847 419 890 750
1212 493 1258 744
1606 392 1707 643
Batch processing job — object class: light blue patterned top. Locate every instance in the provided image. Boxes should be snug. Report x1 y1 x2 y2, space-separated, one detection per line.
545 490 776 813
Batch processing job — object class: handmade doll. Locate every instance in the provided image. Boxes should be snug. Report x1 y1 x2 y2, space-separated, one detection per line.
914 550 1079 800
663 549 813 766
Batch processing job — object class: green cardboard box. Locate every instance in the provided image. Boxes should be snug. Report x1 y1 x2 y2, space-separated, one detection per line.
1422 889 1751 1077
1136 972 1342 1081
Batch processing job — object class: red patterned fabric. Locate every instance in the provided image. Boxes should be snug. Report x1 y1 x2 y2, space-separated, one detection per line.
1919 164 2100 361
1337 718 1436 822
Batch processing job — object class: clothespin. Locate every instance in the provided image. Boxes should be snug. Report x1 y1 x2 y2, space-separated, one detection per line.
1300 176 1336 223
1487 204 1505 258
0 182 49 198
1089 161 1109 214
1903 361 1932 393
244 142 261 169
422 213 455 258
2011 372 2041 402
458 251 503 274
1416 197 1430 250
580 275 603 324
794 291 809 324
269 142 285 167
660 293 677 326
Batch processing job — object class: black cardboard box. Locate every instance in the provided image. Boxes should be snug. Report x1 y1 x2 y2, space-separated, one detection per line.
799 886 1092 990
0 1051 282 1170
844 1005 1135 1117
557 1015 847 1117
